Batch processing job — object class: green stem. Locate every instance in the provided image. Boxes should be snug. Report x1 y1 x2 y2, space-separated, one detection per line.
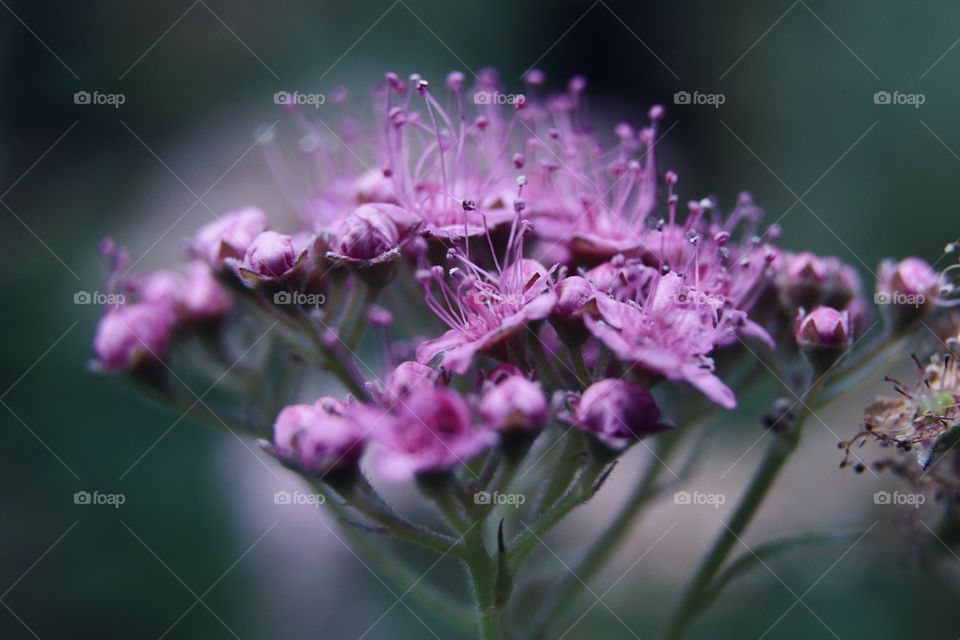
657 386 821 640
332 475 463 556
569 344 591 388
529 434 678 635
294 309 369 400
345 284 381 349
464 525 502 640
527 336 564 391
317 485 475 633
509 462 604 568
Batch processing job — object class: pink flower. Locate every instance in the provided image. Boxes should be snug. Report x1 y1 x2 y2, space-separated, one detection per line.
273 398 365 475
190 207 268 267
572 379 669 450
584 272 741 408
368 387 496 481
416 213 557 374
93 302 176 372
479 375 549 432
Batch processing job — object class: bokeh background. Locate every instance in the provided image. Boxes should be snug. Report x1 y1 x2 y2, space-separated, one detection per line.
2 0 960 638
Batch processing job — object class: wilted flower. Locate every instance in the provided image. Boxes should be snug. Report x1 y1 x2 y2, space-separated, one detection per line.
842 353 960 471
273 398 365 475
571 379 670 450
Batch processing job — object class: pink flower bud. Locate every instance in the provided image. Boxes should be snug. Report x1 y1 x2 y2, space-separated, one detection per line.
877 257 938 300
334 204 401 260
242 231 299 278
573 379 668 450
384 361 436 401
273 398 364 475
130 270 181 304
179 262 230 322
554 275 595 317
479 376 548 432
93 302 176 372
795 306 852 350
190 207 268 267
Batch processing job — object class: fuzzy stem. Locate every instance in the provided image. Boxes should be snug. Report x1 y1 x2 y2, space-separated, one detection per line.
315 483 475 633
529 433 679 635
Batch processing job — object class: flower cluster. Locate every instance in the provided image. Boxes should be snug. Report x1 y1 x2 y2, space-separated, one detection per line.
89 68 956 637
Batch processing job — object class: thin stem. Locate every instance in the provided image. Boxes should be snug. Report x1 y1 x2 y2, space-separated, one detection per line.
657 385 822 640
529 433 679 635
316 484 475 633
332 475 463 556
569 344 591 388
509 461 605 568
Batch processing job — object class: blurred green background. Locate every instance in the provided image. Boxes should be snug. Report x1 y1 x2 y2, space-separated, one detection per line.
2 0 959 638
